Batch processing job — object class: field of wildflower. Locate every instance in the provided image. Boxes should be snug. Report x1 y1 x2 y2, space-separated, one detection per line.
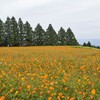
0 46 100 100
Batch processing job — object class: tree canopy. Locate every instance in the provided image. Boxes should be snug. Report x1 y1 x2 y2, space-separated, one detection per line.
0 17 79 46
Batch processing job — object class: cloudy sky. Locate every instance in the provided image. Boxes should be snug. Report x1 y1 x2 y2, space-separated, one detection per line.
0 0 100 39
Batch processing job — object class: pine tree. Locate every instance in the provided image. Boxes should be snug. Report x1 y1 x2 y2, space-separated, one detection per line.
45 24 58 45
18 18 25 46
10 17 19 46
87 41 91 47
24 21 33 46
58 27 68 45
83 42 87 46
0 19 5 46
33 23 45 46
67 28 79 45
5 17 11 46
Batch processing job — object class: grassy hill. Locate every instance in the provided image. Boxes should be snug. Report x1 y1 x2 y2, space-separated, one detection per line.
0 46 100 100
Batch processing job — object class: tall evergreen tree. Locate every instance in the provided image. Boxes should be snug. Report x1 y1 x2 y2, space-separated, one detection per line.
58 27 68 45
10 17 19 46
33 23 45 45
24 21 33 45
18 18 25 46
5 17 11 46
0 19 5 46
87 41 91 47
83 42 87 46
45 24 57 45
67 28 79 45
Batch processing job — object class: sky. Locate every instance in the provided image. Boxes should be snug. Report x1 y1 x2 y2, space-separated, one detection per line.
0 0 100 39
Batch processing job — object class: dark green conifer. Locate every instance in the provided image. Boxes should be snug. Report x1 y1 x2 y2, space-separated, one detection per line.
18 18 25 46
87 41 91 47
4 17 11 46
0 19 5 46
45 24 57 45
58 27 68 45
24 21 33 45
67 28 79 45
33 23 45 45
10 16 19 46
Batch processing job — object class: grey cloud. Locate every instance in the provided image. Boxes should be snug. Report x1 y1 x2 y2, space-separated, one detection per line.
0 0 100 39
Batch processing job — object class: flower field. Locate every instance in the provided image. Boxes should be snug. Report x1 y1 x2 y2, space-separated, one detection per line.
0 46 100 100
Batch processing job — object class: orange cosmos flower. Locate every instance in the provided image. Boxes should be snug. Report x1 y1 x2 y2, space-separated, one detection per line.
40 92 43 95
78 79 81 83
64 87 68 91
50 87 54 90
80 66 85 70
0 96 5 100
48 97 52 100
19 86 22 91
91 89 96 94
70 97 74 100
61 95 65 98
47 90 51 94
27 85 31 90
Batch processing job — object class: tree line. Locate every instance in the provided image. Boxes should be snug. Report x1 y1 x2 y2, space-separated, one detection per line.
83 41 100 49
0 17 79 46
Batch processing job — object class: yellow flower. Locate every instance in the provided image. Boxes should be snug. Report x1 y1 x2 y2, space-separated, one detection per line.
51 92 56 96
0 75 3 79
15 91 19 95
57 96 61 100
21 77 25 81
62 79 66 83
50 82 54 86
91 89 96 94
10 88 14 93
58 93 63 96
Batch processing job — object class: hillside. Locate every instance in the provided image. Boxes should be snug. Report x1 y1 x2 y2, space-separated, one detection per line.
0 46 100 99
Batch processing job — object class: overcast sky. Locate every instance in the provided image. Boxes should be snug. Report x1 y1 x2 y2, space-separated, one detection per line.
0 0 100 39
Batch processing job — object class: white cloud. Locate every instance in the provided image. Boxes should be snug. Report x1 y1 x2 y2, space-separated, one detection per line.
0 0 100 39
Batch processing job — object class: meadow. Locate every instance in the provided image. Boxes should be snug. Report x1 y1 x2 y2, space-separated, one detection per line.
0 46 100 100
